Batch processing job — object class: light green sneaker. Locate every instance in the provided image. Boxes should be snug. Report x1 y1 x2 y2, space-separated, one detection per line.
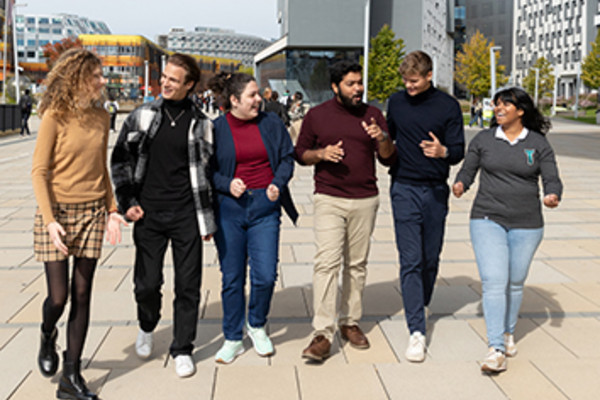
246 323 274 357
215 340 244 364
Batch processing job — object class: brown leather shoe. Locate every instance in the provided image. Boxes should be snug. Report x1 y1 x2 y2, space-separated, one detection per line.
302 335 331 362
340 325 370 349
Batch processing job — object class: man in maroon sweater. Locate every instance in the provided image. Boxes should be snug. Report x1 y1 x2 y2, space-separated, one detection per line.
295 61 396 362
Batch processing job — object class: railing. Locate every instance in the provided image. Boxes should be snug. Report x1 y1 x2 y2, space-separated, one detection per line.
0 105 21 136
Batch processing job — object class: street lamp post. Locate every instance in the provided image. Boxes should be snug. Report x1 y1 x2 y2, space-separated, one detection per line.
490 46 502 98
532 67 539 107
574 68 581 119
362 0 370 103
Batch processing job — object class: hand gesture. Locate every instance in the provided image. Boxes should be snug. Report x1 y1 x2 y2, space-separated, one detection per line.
125 205 144 222
47 221 68 256
106 212 128 245
230 178 247 198
419 132 447 158
361 117 387 142
452 182 464 198
543 194 560 208
266 184 280 201
320 140 344 163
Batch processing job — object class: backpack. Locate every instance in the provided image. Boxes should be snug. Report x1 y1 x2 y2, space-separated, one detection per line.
107 102 116 114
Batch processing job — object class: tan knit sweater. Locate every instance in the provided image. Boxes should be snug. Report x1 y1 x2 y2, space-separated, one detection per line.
31 107 117 226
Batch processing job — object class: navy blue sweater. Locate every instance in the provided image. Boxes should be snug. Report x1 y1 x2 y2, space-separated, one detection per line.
211 111 298 223
387 86 465 184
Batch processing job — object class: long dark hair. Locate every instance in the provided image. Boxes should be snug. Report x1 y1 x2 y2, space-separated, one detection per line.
492 87 551 134
207 72 255 111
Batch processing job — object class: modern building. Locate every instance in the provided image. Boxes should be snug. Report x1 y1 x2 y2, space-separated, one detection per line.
512 0 599 97
161 26 271 67
255 0 457 105
14 13 110 65
465 0 514 79
81 34 241 99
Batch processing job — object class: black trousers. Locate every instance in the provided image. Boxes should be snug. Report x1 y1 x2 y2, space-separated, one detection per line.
133 204 203 356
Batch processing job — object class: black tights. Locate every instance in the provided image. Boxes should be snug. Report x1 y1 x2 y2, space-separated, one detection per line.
42 257 97 363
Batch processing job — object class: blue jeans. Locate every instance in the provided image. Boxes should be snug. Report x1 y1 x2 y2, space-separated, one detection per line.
391 181 449 335
470 219 543 351
214 189 281 341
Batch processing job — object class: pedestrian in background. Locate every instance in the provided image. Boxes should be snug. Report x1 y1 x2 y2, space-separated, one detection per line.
104 95 119 132
19 88 33 136
31 48 126 400
208 72 297 364
453 87 562 373
386 50 465 363
288 91 307 143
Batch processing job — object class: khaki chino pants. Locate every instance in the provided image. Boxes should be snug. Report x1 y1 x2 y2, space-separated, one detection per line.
311 193 379 341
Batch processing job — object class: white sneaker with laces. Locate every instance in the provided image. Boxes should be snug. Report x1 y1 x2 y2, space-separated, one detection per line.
174 355 196 378
135 329 153 359
481 347 507 372
405 331 426 362
246 323 274 356
504 333 517 357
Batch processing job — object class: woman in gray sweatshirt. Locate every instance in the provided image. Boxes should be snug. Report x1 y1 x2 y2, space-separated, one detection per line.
452 87 562 373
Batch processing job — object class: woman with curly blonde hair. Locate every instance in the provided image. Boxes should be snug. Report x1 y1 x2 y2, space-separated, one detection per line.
31 48 126 400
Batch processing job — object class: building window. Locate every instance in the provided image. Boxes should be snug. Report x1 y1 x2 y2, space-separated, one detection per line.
27 51 36 58
27 39 36 46
52 28 62 34
39 17 50 24
26 17 35 24
39 28 50 33
52 18 62 24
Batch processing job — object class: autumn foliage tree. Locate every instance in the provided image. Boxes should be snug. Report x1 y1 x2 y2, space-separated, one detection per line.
364 24 405 103
581 29 600 91
454 30 507 98
42 37 83 69
522 57 555 99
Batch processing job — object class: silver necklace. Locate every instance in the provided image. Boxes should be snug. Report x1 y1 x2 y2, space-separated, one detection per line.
164 108 186 127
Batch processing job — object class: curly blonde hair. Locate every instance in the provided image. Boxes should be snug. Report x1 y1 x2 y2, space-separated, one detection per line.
39 48 104 119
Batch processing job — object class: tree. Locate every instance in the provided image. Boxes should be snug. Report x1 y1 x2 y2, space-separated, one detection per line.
454 30 507 98
42 37 83 69
364 24 405 103
522 57 555 99
581 29 600 90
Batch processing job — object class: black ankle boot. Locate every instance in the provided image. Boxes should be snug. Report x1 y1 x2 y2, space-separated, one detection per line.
38 325 58 377
56 352 98 400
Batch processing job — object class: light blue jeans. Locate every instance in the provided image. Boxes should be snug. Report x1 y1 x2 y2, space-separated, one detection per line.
470 218 543 352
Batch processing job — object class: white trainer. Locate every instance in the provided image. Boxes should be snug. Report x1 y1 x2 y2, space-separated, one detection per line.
135 329 153 359
174 355 196 378
481 347 507 373
405 331 426 362
504 333 517 357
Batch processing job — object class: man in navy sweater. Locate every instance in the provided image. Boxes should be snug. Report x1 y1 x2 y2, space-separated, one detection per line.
386 51 465 362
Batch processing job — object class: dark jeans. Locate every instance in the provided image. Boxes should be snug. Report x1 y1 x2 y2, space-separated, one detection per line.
214 189 281 340
21 111 31 135
391 181 449 335
133 203 203 356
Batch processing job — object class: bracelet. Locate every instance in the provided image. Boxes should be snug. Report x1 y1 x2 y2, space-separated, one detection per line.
108 207 118 214
378 130 389 143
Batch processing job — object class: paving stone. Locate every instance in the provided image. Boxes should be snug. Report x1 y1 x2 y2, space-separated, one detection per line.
533 316 600 358
532 358 600 400
100 365 214 399
297 364 388 400
214 365 298 400
490 358 568 400
376 362 507 399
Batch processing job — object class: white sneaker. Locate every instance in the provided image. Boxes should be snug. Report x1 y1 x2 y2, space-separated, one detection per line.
405 331 426 362
481 347 507 372
246 323 274 357
174 355 196 378
504 333 517 357
135 329 153 359
215 340 245 364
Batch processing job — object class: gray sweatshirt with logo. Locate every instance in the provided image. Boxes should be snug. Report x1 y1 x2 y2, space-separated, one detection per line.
455 128 563 229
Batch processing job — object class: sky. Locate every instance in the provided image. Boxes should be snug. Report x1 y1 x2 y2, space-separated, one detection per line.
15 0 281 41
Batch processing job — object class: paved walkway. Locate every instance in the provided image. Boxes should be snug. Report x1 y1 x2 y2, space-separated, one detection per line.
1 115 599 399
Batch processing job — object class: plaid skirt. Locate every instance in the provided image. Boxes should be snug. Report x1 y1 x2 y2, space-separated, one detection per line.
34 199 106 262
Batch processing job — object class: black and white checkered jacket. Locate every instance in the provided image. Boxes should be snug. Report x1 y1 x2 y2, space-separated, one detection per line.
110 97 216 236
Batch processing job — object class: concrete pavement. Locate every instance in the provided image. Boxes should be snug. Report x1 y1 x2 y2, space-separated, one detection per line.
1 114 599 399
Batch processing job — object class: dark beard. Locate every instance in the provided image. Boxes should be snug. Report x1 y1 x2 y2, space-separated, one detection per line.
338 92 363 110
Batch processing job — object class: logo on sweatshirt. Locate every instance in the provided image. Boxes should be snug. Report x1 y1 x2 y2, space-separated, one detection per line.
524 149 535 166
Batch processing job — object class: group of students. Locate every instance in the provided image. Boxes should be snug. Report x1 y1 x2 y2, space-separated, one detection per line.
31 48 562 400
